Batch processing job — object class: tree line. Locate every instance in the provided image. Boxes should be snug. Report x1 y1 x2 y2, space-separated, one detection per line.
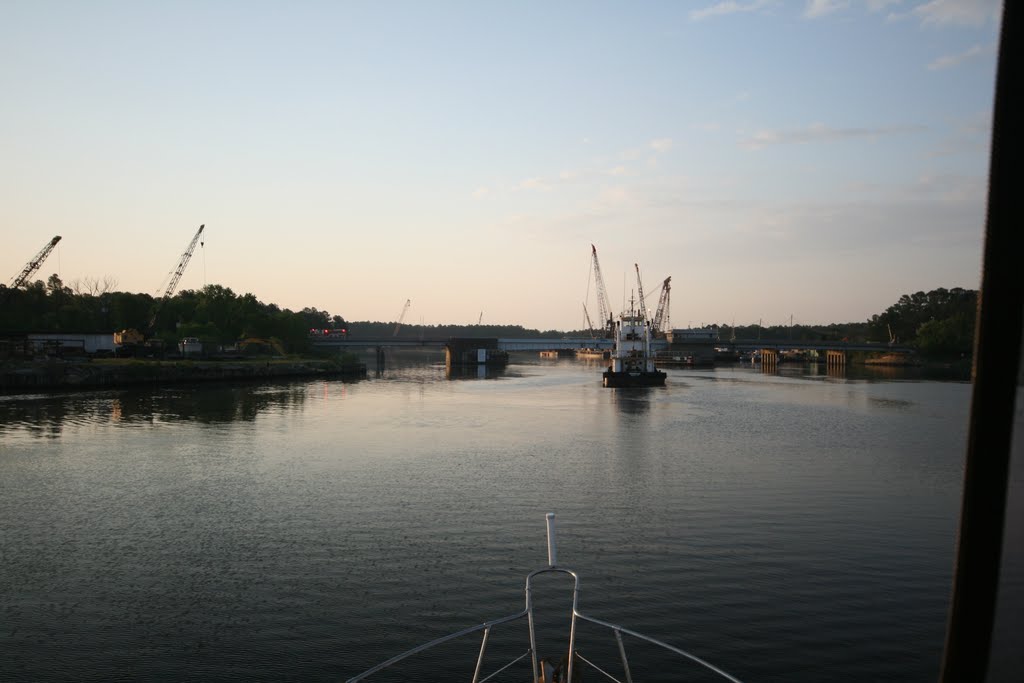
1 277 977 358
0 277 345 353
713 287 976 358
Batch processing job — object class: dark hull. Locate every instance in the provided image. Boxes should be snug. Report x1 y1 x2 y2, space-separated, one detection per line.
602 369 666 387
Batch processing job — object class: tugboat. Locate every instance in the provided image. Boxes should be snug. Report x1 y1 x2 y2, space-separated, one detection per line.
602 291 666 388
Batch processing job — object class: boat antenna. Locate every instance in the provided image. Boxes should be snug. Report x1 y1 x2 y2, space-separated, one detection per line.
545 512 557 567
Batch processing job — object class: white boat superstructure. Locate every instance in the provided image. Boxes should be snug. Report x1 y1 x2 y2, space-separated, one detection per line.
602 298 666 388
346 514 741 683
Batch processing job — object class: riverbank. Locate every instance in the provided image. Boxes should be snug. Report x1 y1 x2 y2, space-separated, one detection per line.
0 357 367 392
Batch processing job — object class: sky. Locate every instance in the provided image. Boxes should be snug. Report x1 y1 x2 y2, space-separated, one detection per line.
1 0 1002 331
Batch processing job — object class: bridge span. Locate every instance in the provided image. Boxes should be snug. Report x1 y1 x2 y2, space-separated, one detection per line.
309 336 626 351
310 336 910 354
718 338 914 354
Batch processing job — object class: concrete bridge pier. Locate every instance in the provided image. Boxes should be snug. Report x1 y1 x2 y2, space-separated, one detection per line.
761 348 778 371
826 349 847 368
445 338 508 369
374 346 386 375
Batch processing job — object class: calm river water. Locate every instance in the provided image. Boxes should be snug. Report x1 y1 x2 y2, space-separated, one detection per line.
1 353 973 682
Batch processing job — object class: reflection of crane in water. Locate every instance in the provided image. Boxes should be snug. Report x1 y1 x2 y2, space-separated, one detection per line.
393 299 411 336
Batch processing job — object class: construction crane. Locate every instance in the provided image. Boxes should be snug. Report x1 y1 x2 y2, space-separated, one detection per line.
652 276 672 336
159 224 204 301
148 224 205 331
589 244 613 334
393 299 411 336
115 224 205 352
634 263 649 323
582 303 597 338
7 235 62 291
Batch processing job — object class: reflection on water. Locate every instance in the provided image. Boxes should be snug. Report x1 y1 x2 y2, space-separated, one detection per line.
0 357 974 682
0 381 332 438
445 364 508 381
610 387 654 414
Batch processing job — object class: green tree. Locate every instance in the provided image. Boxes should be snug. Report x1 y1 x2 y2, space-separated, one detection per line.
916 314 975 358
867 287 976 347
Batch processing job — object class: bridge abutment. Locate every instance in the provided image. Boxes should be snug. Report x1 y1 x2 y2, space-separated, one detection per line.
445 338 509 369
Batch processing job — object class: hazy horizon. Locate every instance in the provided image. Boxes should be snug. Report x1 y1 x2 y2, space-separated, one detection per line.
2 1 1001 330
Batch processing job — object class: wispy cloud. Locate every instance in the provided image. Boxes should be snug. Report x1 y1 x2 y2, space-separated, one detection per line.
519 177 550 191
890 0 1001 27
803 0 849 19
690 0 772 22
694 122 722 132
927 42 993 70
866 0 901 12
740 122 925 149
927 110 991 157
649 138 673 153
908 172 986 202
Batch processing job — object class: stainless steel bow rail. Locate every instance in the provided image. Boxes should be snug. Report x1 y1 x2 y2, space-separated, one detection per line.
346 513 742 683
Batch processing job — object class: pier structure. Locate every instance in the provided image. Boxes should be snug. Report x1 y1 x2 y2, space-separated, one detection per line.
444 338 509 369
826 349 847 368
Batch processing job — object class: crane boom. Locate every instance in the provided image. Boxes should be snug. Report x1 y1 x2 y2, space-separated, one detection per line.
147 224 204 333
393 299 411 336
582 303 596 338
634 264 648 322
590 244 613 333
652 276 671 334
9 235 61 290
162 224 205 300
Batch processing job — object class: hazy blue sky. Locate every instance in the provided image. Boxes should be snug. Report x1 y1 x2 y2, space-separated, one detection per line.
1 0 1001 331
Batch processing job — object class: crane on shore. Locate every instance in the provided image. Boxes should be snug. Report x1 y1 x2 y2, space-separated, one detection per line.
158 224 204 301
3 235 62 302
148 224 205 331
393 299 411 336
115 224 205 352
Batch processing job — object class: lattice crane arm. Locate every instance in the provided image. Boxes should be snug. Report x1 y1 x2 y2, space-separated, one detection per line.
9 235 61 289
634 263 649 322
393 299 411 336
162 224 205 300
582 303 596 338
147 224 204 333
652 276 672 334
591 244 613 331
